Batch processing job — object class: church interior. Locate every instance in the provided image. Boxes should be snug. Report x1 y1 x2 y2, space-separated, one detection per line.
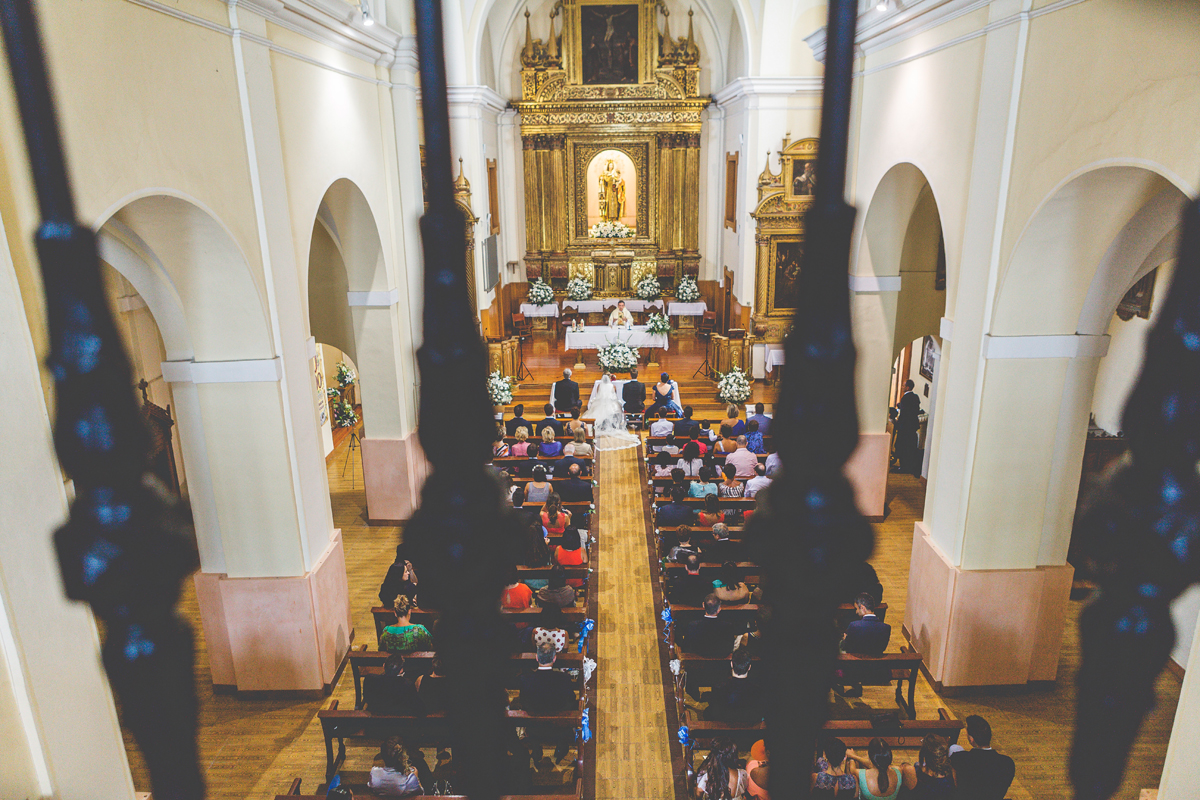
1 0 1199 798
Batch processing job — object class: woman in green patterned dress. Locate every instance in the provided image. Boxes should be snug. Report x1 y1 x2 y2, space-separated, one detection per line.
380 595 433 654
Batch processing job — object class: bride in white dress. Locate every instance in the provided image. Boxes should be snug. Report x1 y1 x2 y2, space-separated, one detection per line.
585 374 640 452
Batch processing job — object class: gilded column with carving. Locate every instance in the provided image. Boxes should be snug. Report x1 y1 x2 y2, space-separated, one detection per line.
522 135 545 281
682 132 701 276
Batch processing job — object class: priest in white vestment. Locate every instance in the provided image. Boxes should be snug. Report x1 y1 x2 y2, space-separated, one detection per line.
608 300 634 328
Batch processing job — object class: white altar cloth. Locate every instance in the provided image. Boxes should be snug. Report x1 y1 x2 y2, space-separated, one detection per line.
667 301 708 316
564 325 669 351
519 302 560 317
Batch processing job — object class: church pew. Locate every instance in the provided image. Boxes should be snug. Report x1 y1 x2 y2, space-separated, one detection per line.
668 602 887 627
372 605 589 645
276 777 582 800
349 646 584 710
674 647 923 718
318 698 585 782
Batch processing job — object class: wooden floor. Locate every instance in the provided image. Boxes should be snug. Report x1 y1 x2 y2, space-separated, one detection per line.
594 446 675 800
117 332 1182 799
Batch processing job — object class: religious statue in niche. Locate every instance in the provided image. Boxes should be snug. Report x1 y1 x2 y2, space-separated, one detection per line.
598 159 627 222
773 240 804 310
581 4 639 84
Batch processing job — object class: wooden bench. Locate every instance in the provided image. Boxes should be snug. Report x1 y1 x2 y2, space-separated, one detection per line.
372 605 590 645
653 497 756 509
276 777 581 800
675 646 922 718
669 602 888 627
318 698 584 781
348 647 584 710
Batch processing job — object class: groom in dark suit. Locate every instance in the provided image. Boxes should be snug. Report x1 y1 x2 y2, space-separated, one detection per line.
622 368 646 414
553 368 580 414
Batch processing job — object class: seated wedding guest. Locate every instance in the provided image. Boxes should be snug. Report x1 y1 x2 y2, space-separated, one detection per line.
678 594 734 657
511 485 536 527
674 405 696 436
531 603 570 653
535 564 577 609
695 738 749 800
557 463 593 502
669 467 690 499
899 735 954 798
526 465 553 503
493 427 510 459
725 436 759 478
721 404 747 437
700 420 717 442
364 654 424 716
688 425 709 456
368 736 427 797
517 644 578 764
949 715 1016 800
379 545 418 606
534 403 563 438
744 464 772 498
564 427 593 457
666 526 699 564
745 419 766 454
653 450 677 478
539 426 564 458
746 743 769 800
702 523 737 563
516 442 541 476
554 450 590 478
712 561 750 605
718 464 746 497
714 424 739 454
704 647 764 724
764 444 782 478
381 595 433 654
522 516 553 568
656 432 681 455
656 485 694 527
505 404 531 436
651 372 684 416
554 526 588 566
669 552 708 606
676 441 704 477
696 493 723 527
847 739 901 800
414 657 447 713
541 493 572 536
501 566 534 610
734 615 764 658
565 407 588 437
748 402 772 435
511 426 532 457
842 593 891 655
650 408 674 437
689 464 719 498
812 738 858 798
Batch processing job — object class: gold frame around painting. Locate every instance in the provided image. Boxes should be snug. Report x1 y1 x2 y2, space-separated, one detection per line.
568 0 653 85
782 137 818 201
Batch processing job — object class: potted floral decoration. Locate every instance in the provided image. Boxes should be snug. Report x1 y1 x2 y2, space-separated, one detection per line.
717 367 752 404
646 312 671 336
635 275 662 301
487 370 513 417
675 276 701 303
597 340 639 373
332 399 359 429
588 220 635 239
527 278 555 306
336 360 357 389
566 277 594 301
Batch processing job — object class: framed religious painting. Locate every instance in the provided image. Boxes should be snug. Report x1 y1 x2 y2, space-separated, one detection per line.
769 237 805 312
577 0 641 85
919 335 937 380
782 137 819 202
725 152 738 231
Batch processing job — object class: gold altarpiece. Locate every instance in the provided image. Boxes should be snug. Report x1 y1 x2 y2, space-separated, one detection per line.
513 0 709 294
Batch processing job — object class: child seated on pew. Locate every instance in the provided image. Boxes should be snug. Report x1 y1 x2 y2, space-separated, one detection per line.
653 450 676 478
368 735 431 797
688 465 719 498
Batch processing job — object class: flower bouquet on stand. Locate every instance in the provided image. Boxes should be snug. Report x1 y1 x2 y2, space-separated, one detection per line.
588 221 635 239
597 340 640 374
717 367 752 404
646 312 671 336
566 277 594 301
635 275 662 302
527 278 555 306
675 276 701 303
487 370 513 418
332 399 359 429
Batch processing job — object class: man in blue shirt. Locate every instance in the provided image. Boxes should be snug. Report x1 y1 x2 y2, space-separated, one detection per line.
748 402 772 435
656 485 694 528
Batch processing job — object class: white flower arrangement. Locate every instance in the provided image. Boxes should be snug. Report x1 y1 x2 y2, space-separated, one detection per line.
717 367 752 404
332 399 358 428
597 340 640 373
635 275 662 301
487 370 513 406
335 360 356 388
527 278 555 306
646 312 671 336
588 220 635 239
675 276 701 302
566 277 594 301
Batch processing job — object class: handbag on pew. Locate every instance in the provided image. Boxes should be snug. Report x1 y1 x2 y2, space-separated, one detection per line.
869 710 902 735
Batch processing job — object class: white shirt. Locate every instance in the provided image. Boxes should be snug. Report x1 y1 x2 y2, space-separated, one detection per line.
608 308 633 327
744 475 772 497
649 419 674 436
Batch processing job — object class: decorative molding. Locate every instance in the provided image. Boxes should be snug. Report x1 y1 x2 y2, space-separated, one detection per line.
446 85 508 116
807 0 1090 67
115 294 148 313
347 288 401 307
306 336 319 360
712 76 824 107
848 274 901 293
161 358 284 384
940 316 954 342
982 334 1110 360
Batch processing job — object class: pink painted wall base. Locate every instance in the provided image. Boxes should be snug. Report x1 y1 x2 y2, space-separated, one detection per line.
361 432 429 522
